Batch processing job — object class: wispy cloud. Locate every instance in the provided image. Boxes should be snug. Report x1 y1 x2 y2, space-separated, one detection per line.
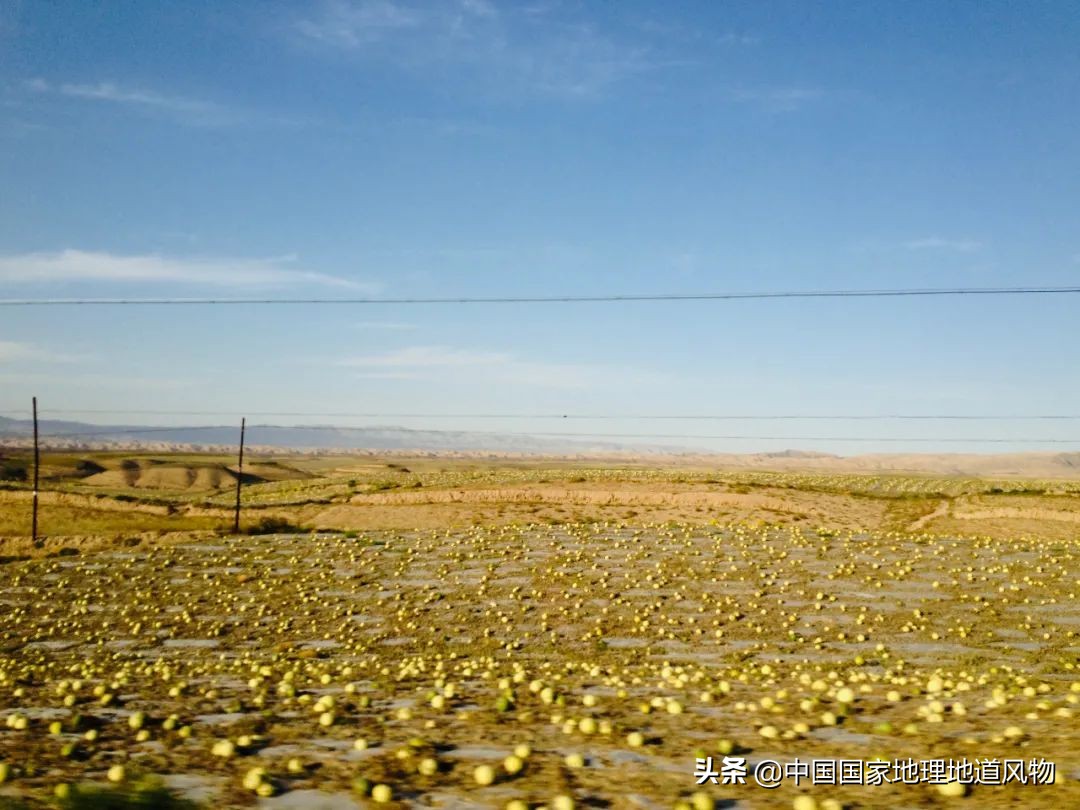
0 371 188 389
903 237 984 252
62 81 216 113
727 85 822 112
0 341 84 365
352 321 419 330
460 0 497 18
336 345 661 389
25 78 298 128
633 17 758 47
292 0 670 98
716 32 760 46
295 0 423 46
344 346 508 368
0 250 376 290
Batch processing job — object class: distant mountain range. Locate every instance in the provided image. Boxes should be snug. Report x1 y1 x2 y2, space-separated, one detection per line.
3 416 1080 478
0 415 691 455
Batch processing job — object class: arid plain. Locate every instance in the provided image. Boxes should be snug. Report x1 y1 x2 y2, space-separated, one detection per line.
1 452 1079 809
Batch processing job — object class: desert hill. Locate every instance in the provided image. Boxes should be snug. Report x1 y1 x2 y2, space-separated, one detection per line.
2 416 1079 479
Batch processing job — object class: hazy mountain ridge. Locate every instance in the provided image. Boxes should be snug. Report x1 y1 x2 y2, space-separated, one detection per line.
3 417 1080 477
0 416 682 455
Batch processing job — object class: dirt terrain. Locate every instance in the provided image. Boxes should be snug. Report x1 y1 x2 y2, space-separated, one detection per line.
0 453 1078 808
3 452 1080 555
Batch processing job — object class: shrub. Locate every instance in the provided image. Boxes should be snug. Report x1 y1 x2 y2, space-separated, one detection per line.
0 462 27 482
245 516 302 535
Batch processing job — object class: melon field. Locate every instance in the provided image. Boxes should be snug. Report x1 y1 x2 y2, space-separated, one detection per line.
1 458 1079 808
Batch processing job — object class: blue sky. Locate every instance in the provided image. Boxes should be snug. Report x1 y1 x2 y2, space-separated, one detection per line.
1 1 1079 454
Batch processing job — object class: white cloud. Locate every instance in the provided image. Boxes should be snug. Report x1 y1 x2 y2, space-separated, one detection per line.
60 82 215 112
27 77 239 127
903 237 983 252
0 341 83 365
0 371 187 389
632 17 758 47
336 345 661 389
292 1 667 98
717 32 760 46
295 0 422 47
352 321 419 330
342 346 508 368
460 0 497 18
728 85 822 112
350 370 427 380
0 249 376 290
25 78 301 128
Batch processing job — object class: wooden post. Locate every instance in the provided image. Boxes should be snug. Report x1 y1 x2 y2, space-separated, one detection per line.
32 396 40 544
233 417 246 534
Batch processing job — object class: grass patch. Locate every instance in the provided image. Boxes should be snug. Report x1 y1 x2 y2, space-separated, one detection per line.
367 480 402 492
0 503 221 537
58 781 201 809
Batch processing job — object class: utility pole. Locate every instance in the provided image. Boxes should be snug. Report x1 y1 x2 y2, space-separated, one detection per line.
233 417 246 534
31 396 40 544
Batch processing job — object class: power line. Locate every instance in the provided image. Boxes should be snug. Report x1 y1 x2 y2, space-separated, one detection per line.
3 285 1080 306
526 431 1080 444
39 425 241 439
17 422 1080 444
5 408 1080 420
